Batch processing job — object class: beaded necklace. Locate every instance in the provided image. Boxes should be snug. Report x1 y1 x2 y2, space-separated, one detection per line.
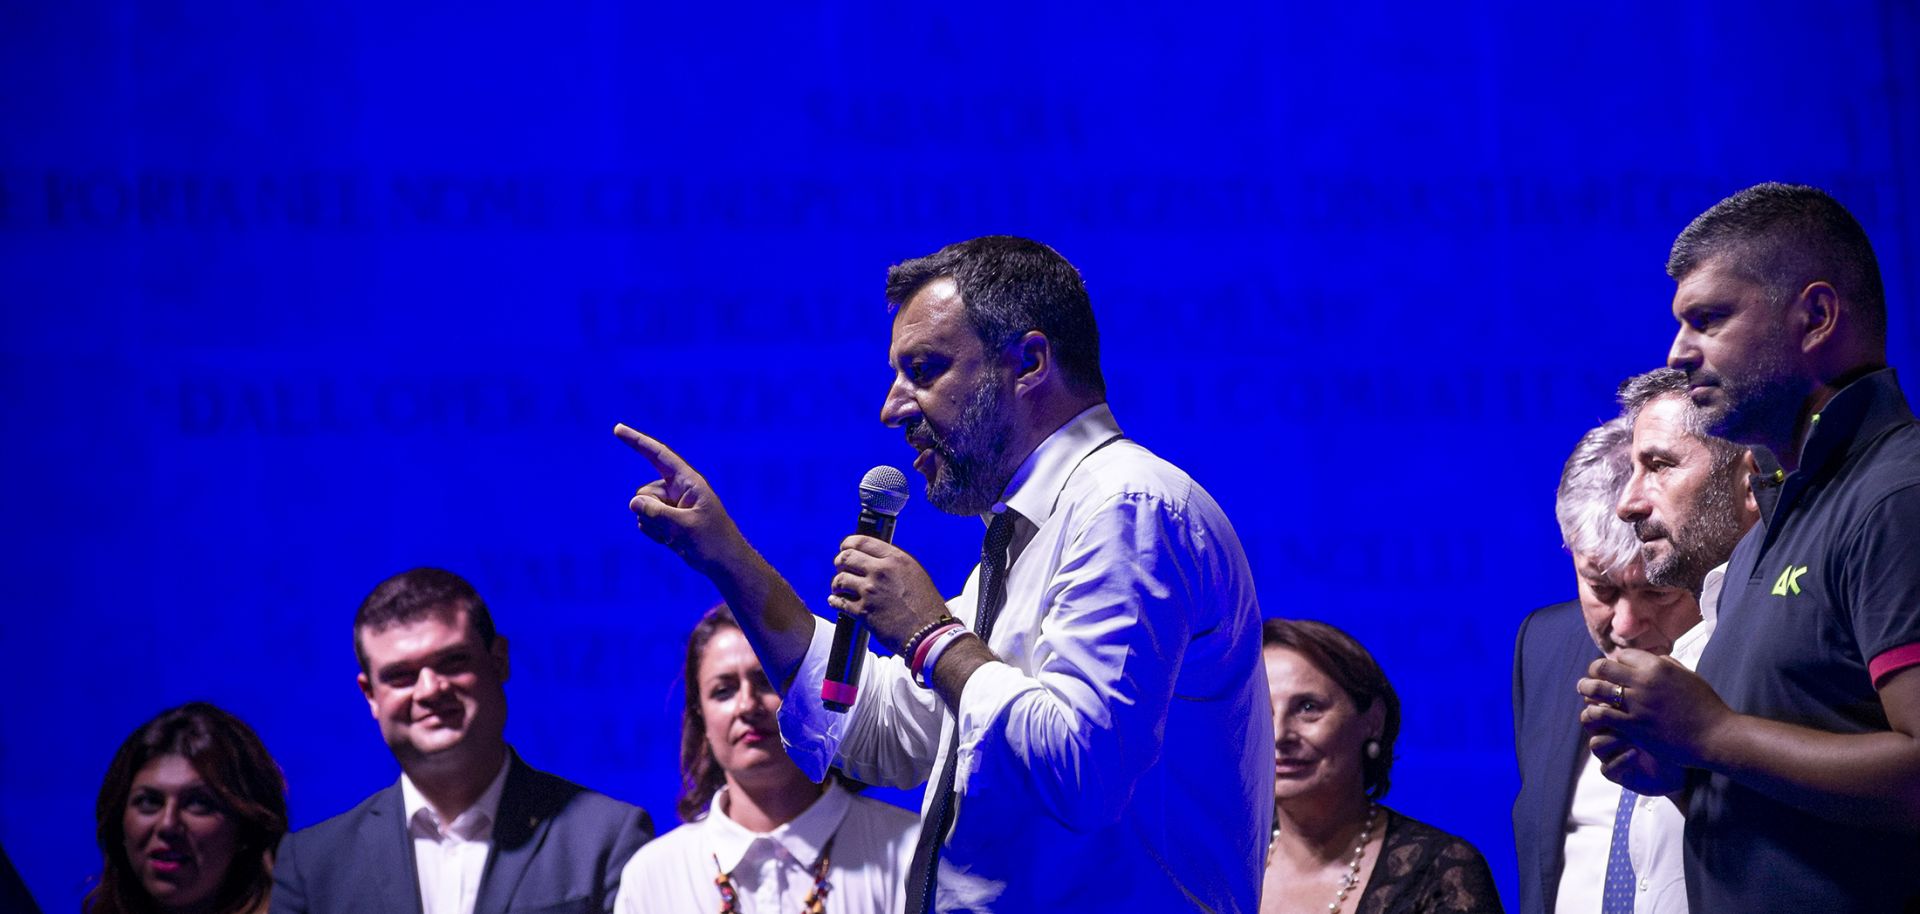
1328 803 1378 913
711 833 837 914
1267 802 1379 914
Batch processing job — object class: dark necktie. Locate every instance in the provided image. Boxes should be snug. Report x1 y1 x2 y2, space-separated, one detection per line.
905 510 1016 914
1601 787 1639 914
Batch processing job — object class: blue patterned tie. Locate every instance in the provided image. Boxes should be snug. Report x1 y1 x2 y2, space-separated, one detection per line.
1601 787 1638 914
905 511 1016 914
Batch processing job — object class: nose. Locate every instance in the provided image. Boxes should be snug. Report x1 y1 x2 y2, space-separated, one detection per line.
732 681 772 719
155 799 184 834
1617 465 1651 524
1611 598 1649 647
880 376 916 429
417 667 448 698
1667 327 1700 374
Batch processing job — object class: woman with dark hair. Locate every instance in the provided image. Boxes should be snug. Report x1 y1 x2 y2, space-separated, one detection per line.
1261 619 1501 914
615 606 915 914
87 702 288 914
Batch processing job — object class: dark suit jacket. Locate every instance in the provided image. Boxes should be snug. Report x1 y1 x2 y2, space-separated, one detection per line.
1511 600 1601 914
272 755 652 914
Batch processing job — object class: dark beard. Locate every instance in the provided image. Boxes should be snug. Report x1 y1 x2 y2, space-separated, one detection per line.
1697 325 1812 448
1700 372 1807 447
914 371 1014 516
1642 460 1747 592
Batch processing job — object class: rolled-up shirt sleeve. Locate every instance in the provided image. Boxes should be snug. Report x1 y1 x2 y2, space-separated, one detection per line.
780 610 948 789
953 489 1195 832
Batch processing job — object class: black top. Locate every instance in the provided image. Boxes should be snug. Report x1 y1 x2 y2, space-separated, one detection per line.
1357 809 1505 914
1688 368 1920 913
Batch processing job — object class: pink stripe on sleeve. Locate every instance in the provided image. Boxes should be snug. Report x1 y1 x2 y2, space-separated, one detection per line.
1868 642 1920 688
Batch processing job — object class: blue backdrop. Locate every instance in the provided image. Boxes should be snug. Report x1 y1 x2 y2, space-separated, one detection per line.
4 3 1918 910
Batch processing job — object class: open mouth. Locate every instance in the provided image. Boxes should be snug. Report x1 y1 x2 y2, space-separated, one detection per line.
148 848 192 875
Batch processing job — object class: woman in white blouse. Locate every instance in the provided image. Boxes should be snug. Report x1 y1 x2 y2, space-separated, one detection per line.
615 606 917 914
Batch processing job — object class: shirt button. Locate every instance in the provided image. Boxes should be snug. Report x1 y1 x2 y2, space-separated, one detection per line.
1639 877 1650 892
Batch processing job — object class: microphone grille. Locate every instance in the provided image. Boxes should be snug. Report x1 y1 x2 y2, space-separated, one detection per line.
858 465 911 515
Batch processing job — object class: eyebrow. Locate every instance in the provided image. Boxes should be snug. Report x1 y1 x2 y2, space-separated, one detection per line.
1637 444 1682 463
377 645 470 676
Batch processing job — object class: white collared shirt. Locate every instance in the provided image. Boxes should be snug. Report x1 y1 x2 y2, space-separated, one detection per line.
1557 563 1725 914
612 781 916 914
400 755 511 914
779 404 1272 912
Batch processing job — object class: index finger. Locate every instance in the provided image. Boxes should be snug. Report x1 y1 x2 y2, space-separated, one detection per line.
841 534 898 558
613 423 695 478
1587 655 1645 686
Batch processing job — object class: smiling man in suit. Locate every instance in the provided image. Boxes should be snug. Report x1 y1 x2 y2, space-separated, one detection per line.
272 567 652 914
1513 367 1756 914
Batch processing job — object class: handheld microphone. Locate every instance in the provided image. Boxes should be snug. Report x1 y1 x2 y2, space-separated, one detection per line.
823 465 910 712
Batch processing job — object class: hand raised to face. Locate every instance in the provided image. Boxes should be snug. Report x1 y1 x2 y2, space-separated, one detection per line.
1578 648 1734 770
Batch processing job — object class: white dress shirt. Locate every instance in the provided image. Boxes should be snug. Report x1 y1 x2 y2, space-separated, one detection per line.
779 404 1273 912
401 754 511 914
612 781 915 914
1557 564 1724 914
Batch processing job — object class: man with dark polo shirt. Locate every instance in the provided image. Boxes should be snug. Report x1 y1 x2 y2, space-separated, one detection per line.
1579 184 1920 912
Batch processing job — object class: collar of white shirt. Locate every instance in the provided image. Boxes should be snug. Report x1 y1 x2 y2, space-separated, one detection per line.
706 780 853 874
1697 562 1726 624
1670 562 1728 667
401 752 512 842
995 402 1121 531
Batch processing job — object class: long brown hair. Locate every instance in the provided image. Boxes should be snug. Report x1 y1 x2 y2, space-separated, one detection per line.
87 702 288 914
677 605 741 822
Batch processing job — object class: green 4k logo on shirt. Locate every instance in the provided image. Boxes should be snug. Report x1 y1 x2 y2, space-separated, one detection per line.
1772 564 1810 596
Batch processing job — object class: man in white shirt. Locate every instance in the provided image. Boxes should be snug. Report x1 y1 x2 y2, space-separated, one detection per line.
1513 369 1757 914
616 236 1271 912
273 567 653 914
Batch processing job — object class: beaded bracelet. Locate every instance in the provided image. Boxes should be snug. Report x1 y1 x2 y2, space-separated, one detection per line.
900 614 957 663
915 626 970 689
909 622 961 675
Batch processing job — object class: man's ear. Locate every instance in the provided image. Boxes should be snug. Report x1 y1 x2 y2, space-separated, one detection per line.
1740 449 1762 516
358 671 378 719
1012 331 1052 397
491 634 511 683
1796 281 1842 355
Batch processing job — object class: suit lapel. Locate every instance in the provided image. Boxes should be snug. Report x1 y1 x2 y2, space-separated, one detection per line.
475 756 553 914
365 783 426 914
1537 606 1602 914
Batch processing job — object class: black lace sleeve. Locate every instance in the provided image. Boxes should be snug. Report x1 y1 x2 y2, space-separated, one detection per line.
1355 809 1505 914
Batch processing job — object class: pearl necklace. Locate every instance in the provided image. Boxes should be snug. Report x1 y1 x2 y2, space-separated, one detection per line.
1327 803 1378 913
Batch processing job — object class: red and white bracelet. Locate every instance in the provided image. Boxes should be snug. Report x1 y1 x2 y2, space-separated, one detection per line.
913 624 969 689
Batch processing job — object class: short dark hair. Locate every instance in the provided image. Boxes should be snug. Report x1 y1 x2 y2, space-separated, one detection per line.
354 567 497 673
1261 618 1402 801
1616 367 1746 470
885 235 1106 397
1667 183 1885 346
88 702 288 914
